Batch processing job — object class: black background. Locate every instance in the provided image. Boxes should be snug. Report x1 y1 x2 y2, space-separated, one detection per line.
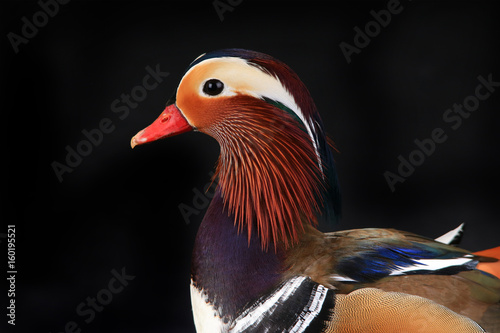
2 1 500 332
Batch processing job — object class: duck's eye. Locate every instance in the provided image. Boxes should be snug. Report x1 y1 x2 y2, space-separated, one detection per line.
203 79 224 96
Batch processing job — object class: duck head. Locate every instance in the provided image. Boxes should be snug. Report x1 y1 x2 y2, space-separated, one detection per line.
131 49 341 249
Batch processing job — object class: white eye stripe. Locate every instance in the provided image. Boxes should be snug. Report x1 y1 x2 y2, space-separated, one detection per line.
185 57 303 115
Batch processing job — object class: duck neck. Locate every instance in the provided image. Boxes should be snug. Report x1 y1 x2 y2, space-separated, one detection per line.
206 98 341 249
191 190 283 320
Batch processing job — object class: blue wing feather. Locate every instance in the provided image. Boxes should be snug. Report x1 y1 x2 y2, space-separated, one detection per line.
335 240 475 283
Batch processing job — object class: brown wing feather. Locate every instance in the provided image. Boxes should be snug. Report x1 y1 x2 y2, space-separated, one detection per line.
284 226 500 331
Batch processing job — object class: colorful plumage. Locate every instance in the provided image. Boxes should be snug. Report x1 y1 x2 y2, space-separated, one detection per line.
131 49 500 332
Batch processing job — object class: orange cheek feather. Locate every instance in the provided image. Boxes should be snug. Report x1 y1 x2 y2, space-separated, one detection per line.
177 88 234 133
176 61 240 132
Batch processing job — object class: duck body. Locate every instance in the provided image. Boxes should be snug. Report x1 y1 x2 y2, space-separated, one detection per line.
131 49 500 332
189 196 500 332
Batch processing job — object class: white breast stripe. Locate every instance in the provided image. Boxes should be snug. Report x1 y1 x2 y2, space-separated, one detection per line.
230 276 307 332
289 284 329 333
190 282 225 333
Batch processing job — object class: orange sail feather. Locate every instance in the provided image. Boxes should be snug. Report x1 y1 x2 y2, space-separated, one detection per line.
475 246 500 279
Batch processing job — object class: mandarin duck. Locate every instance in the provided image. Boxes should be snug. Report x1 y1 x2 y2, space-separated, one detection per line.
131 49 500 332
